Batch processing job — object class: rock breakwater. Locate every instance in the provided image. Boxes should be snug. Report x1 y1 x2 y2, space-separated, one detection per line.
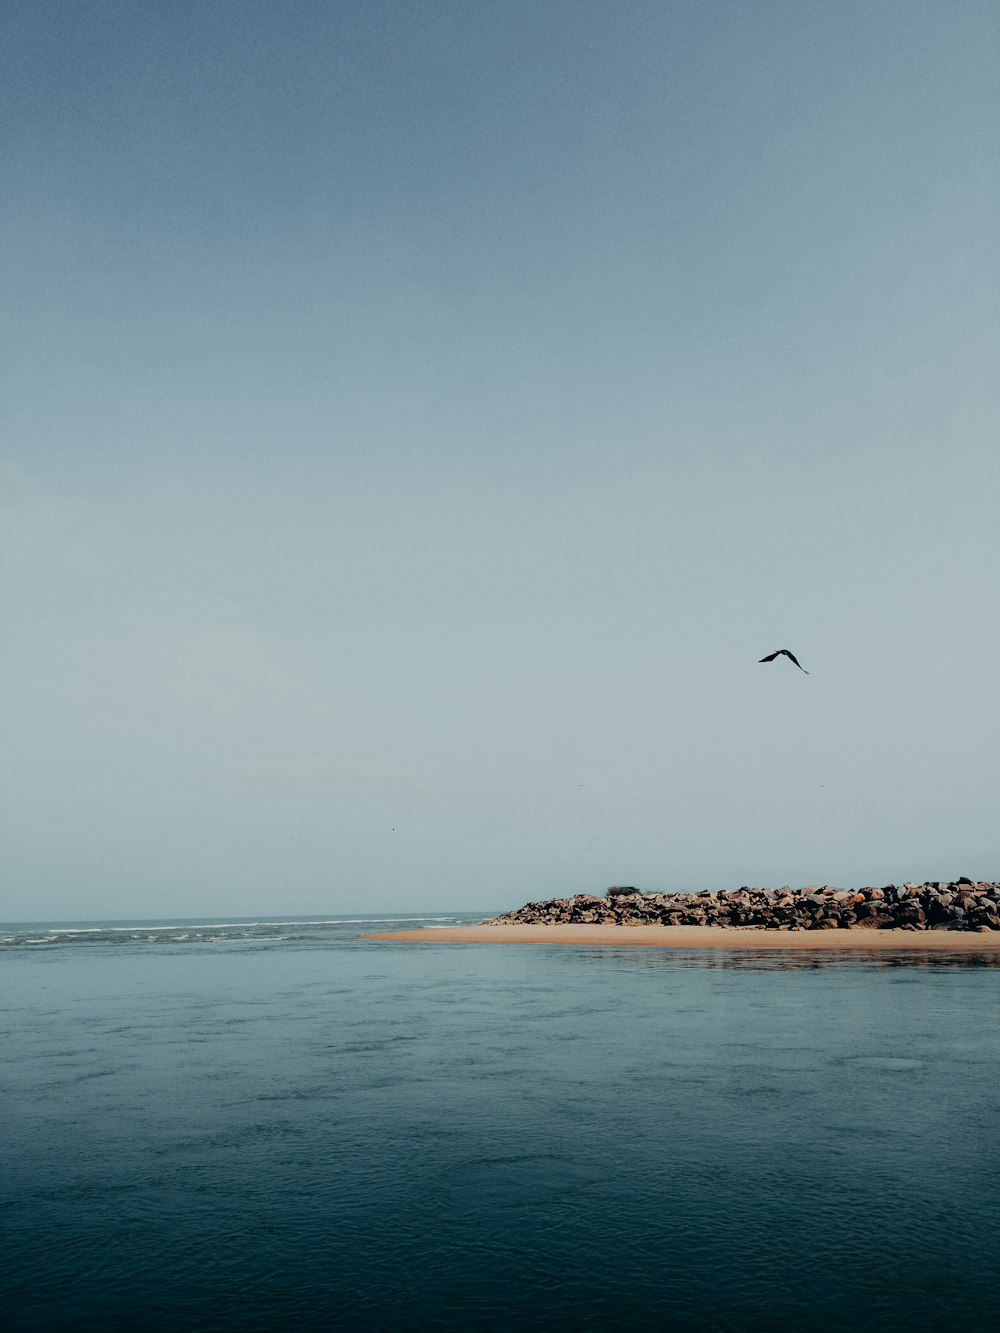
487 880 1000 932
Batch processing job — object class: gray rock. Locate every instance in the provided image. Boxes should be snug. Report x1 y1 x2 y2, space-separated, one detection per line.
488 881 1000 931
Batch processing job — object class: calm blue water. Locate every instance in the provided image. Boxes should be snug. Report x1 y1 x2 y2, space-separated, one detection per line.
3 915 999 1331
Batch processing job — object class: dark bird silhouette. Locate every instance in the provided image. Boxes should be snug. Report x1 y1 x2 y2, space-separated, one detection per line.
759 649 809 673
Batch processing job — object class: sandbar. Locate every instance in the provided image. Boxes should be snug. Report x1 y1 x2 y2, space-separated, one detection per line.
362 923 1000 950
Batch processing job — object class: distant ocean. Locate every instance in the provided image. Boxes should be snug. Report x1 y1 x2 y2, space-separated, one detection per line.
3 915 999 1331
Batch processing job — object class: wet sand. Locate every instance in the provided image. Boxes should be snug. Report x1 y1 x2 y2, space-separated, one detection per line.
363 923 1000 950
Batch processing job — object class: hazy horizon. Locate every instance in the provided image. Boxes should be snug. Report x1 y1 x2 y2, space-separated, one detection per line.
3 1 997 920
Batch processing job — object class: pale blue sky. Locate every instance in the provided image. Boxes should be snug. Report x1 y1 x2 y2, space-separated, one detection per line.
2 1 997 919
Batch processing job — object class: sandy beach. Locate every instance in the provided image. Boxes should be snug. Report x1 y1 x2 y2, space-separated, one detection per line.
363 923 1000 950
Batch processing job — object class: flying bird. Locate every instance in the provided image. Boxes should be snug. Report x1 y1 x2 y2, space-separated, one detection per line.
758 649 809 673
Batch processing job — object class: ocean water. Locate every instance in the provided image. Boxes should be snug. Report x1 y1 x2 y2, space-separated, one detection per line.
3 915 999 1332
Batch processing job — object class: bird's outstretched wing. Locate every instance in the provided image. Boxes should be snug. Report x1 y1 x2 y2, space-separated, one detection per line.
758 649 809 673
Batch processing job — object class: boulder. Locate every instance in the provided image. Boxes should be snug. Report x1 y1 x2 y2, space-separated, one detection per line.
486 881 1000 931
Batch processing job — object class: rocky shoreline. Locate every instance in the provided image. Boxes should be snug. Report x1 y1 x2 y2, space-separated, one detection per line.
486 880 1000 932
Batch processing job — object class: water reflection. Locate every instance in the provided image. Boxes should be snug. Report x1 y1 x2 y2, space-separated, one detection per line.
579 946 1000 971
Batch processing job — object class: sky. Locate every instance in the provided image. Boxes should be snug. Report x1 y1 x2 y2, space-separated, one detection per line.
2 0 997 920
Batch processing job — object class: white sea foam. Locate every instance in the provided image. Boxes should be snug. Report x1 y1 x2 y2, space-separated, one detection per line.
0 915 473 947
47 916 461 933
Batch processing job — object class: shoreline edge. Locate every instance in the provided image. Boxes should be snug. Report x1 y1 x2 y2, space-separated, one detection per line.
361 923 1000 950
